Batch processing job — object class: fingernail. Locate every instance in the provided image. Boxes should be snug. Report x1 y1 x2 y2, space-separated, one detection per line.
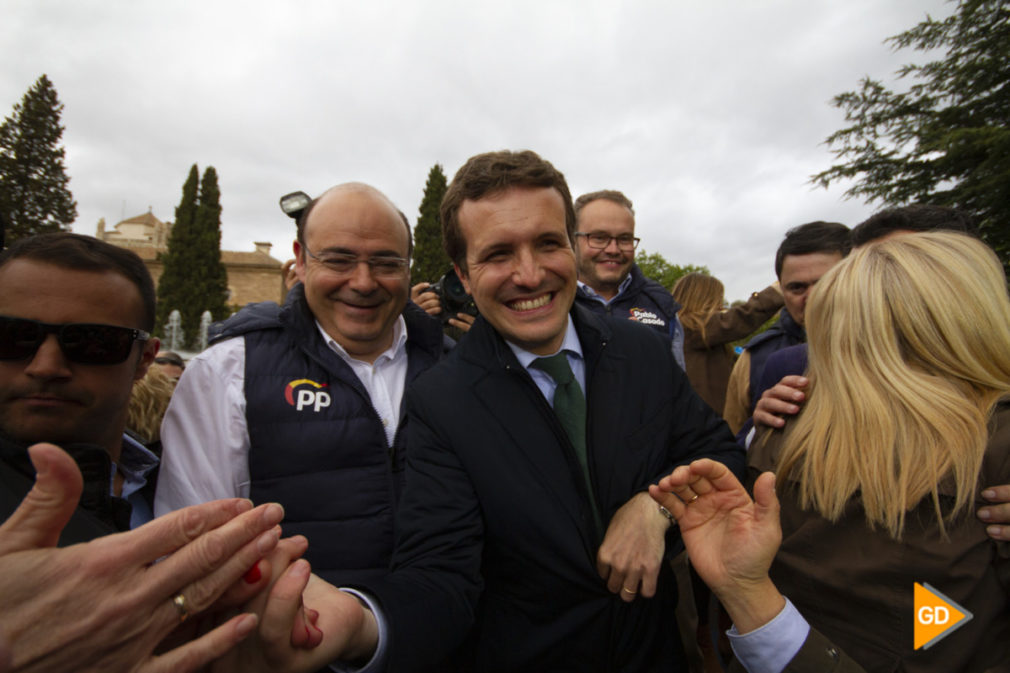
978 508 992 521
987 525 1002 537
982 489 997 500
236 613 258 637
263 503 284 526
292 559 311 578
230 499 253 514
257 528 280 554
243 562 262 583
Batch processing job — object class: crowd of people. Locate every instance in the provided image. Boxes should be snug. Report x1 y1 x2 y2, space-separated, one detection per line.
1 149 1008 673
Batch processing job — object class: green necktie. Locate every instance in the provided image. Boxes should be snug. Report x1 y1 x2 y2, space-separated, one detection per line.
532 353 601 530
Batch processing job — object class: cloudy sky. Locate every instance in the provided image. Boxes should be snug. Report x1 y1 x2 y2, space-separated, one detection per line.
2 0 951 301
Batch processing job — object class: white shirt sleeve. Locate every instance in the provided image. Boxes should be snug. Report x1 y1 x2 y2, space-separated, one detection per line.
727 598 810 673
154 338 251 515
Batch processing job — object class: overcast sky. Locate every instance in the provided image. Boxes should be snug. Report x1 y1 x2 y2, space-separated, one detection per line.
2 0 951 301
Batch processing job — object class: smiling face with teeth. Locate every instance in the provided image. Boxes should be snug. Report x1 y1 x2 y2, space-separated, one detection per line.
456 186 577 356
574 197 636 300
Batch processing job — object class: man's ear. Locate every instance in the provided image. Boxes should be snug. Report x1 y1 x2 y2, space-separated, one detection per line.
455 263 471 295
293 241 307 282
135 337 159 382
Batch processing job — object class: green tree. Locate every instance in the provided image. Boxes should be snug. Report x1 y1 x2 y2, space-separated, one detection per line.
193 166 230 321
812 0 1010 269
0 74 76 242
156 165 229 348
410 163 452 284
635 249 708 291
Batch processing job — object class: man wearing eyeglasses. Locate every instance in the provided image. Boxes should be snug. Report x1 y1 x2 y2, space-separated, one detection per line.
0 233 161 536
572 191 686 370
155 182 445 586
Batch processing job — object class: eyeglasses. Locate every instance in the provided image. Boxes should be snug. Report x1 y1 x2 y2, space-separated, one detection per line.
575 232 640 251
304 248 409 278
0 316 150 365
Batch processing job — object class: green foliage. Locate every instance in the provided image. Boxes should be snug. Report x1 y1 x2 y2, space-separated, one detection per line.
156 164 230 348
193 166 230 322
812 0 1010 271
729 311 780 352
0 74 76 242
410 163 452 284
635 249 709 291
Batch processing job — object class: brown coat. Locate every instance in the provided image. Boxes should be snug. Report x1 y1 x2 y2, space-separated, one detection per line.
682 285 782 415
749 402 1010 673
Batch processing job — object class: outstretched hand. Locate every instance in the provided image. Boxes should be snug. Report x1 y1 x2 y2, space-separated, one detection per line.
649 459 786 633
0 443 285 673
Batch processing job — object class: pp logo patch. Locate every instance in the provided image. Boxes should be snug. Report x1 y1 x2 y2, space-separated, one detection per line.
628 308 666 327
284 378 331 412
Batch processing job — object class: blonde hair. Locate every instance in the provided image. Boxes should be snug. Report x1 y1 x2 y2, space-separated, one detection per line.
777 232 1010 539
672 272 724 344
127 364 177 445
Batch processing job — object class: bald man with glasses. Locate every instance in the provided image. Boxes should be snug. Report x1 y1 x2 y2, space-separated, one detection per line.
572 190 686 370
155 183 445 587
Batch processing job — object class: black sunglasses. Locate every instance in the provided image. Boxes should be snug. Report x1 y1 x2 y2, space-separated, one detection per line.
0 316 150 365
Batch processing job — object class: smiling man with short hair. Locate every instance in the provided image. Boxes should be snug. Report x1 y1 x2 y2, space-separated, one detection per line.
155 182 445 586
573 190 687 370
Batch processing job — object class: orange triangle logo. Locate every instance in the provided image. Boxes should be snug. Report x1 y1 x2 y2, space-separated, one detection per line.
913 582 973 650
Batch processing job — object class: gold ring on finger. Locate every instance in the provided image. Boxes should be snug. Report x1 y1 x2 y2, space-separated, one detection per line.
172 592 189 623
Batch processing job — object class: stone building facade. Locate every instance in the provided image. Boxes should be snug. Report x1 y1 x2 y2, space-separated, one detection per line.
96 211 285 308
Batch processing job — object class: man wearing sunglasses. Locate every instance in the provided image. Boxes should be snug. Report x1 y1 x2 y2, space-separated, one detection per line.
0 233 161 537
572 190 686 370
155 182 444 587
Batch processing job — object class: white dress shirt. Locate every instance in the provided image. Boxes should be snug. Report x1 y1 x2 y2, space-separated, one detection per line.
154 316 409 515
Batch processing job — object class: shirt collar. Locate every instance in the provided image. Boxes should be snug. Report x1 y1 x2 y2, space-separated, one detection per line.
506 314 583 368
577 272 633 305
118 434 159 478
315 315 408 365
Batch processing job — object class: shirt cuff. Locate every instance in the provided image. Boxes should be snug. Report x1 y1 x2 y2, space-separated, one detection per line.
744 425 757 450
727 598 809 673
326 588 388 673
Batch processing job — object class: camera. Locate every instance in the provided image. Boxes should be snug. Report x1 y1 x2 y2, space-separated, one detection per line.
428 268 478 324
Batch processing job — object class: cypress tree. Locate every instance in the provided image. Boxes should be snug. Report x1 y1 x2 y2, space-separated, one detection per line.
193 166 229 323
156 165 231 348
0 74 77 242
410 163 452 284
156 165 200 343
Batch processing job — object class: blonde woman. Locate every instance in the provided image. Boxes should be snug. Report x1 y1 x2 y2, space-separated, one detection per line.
127 363 177 455
653 232 1010 672
671 272 782 415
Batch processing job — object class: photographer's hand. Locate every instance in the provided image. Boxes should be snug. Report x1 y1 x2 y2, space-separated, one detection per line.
447 313 475 332
410 283 442 317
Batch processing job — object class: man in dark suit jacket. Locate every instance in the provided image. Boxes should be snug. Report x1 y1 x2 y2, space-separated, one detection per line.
377 151 745 671
239 151 744 673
